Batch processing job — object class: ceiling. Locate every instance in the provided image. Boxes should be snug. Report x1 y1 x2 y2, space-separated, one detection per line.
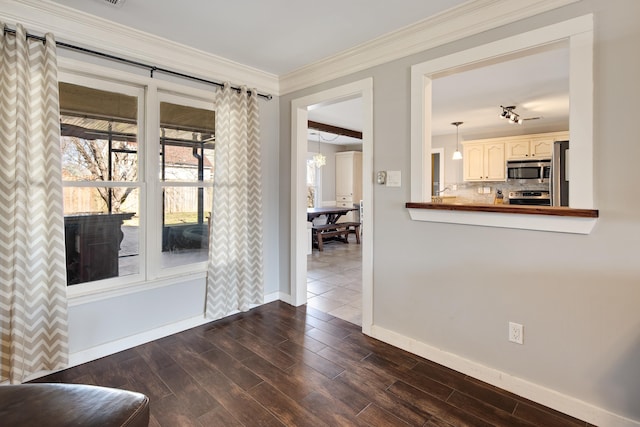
49 0 570 141
432 42 569 139
49 0 468 75
308 42 569 143
308 98 363 146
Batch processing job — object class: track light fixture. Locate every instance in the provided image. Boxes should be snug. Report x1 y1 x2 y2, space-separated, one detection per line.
499 105 523 125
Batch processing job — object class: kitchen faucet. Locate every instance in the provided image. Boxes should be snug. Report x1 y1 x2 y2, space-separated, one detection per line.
432 187 452 203
434 187 451 195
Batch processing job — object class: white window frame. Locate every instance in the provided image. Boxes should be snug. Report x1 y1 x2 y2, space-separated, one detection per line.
153 90 215 278
60 58 217 300
59 72 147 296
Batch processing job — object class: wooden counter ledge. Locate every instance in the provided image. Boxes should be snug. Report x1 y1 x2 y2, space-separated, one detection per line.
405 202 599 218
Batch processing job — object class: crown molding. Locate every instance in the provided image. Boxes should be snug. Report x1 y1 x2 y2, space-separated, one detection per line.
2 0 578 97
279 0 579 95
1 0 279 96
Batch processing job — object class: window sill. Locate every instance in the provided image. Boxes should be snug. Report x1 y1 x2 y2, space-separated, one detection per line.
405 202 598 234
67 271 206 306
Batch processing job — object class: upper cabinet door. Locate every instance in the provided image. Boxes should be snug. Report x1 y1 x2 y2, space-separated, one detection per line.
335 151 362 200
335 153 352 197
463 143 484 181
463 142 505 181
506 140 531 159
484 142 506 181
506 132 568 160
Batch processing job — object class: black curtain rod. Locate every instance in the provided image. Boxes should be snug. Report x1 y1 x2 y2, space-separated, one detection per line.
3 26 273 100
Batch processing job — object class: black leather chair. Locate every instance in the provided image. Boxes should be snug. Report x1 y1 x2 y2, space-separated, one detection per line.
0 383 149 426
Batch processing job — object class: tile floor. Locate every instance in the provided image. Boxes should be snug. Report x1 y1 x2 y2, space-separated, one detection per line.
307 234 362 326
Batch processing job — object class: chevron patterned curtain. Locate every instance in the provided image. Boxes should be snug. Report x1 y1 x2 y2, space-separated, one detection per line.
0 24 69 383
205 84 264 320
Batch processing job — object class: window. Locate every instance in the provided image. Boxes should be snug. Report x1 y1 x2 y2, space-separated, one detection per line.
158 95 215 268
306 154 322 208
59 73 217 291
60 81 142 286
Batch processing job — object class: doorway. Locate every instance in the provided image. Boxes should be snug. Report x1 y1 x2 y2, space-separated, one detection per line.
431 148 444 195
306 106 363 325
290 78 373 334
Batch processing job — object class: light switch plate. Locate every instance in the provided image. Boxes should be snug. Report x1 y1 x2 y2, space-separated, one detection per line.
386 170 401 187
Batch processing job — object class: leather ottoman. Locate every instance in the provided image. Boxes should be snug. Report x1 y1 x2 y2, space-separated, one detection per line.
0 383 149 426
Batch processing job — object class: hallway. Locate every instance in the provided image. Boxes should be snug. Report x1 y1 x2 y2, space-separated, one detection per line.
306 239 362 326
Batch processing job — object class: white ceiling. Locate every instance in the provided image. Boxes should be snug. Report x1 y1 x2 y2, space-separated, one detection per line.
50 0 468 75
432 42 569 139
308 42 569 142
308 98 363 146
49 0 570 140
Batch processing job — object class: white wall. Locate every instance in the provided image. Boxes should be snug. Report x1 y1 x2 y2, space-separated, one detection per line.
280 1 640 424
432 134 463 186
68 278 205 354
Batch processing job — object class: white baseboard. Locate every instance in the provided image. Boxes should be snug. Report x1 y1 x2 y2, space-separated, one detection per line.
68 314 210 368
264 291 287 304
66 291 284 368
370 325 639 427
274 292 292 305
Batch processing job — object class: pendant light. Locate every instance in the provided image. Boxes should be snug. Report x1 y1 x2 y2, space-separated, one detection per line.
312 132 326 168
452 121 463 160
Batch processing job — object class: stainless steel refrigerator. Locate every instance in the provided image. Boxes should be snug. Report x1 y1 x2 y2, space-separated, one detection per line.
551 140 569 206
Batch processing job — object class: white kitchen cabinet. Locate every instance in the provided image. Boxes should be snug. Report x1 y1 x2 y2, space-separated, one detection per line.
463 131 568 181
506 140 531 159
505 131 569 160
530 138 553 158
463 143 483 181
506 139 551 159
463 141 505 181
335 151 362 222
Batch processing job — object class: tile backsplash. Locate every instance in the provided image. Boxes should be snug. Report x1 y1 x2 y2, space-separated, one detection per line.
439 181 549 204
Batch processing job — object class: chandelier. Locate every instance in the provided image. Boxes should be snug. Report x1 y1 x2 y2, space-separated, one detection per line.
312 132 326 168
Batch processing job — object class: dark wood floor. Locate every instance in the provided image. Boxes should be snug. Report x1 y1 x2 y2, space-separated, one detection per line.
33 301 593 426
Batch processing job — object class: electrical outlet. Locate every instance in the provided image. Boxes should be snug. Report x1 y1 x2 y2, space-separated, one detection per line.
451 184 457 191
508 322 524 344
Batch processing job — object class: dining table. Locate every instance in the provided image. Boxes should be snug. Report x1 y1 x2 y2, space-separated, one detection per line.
307 206 357 225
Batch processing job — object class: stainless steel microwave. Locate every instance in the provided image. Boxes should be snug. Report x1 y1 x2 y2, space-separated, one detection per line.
506 159 551 183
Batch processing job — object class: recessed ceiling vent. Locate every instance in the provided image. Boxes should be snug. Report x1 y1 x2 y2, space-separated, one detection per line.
101 0 126 7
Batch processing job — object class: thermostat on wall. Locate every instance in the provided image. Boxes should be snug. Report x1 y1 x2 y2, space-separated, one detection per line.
386 171 401 187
